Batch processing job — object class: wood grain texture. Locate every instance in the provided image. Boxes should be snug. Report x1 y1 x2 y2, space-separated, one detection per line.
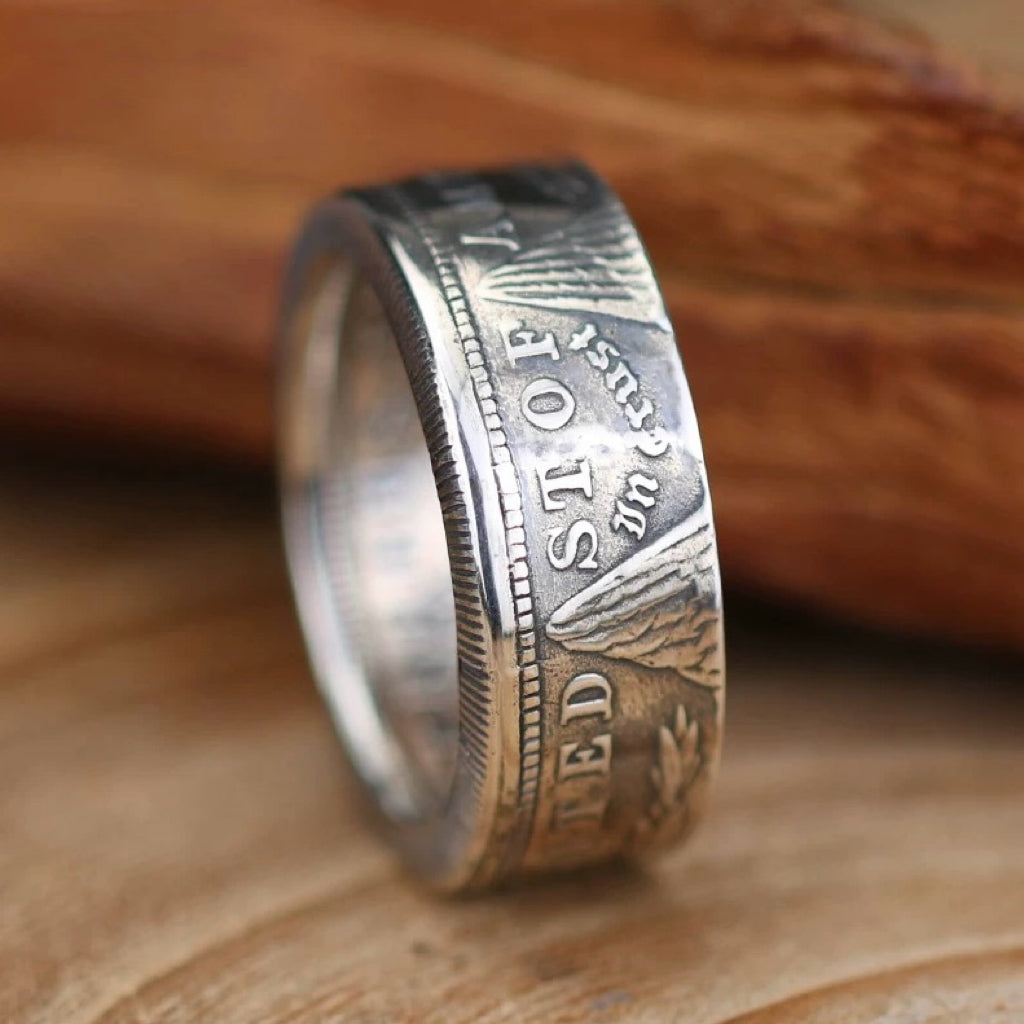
1 459 1021 1023
0 1 1022 649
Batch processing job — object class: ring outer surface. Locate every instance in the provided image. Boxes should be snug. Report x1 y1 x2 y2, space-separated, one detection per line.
277 162 725 891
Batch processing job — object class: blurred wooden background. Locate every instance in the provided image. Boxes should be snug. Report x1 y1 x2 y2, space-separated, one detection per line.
0 0 1023 646
2 6 1023 1019
1 455 1021 1023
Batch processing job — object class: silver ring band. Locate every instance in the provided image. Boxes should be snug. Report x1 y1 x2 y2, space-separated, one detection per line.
277 161 724 890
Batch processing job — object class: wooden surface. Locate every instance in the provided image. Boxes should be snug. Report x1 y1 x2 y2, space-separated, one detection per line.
1 1 1024 649
1 457 1021 1023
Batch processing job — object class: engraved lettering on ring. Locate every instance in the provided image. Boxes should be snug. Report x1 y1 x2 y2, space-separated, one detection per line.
560 672 613 725
521 377 576 432
504 323 560 367
537 457 593 512
546 521 599 571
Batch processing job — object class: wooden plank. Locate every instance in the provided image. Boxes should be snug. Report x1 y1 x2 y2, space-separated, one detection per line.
0 1 1022 647
1 460 1021 1022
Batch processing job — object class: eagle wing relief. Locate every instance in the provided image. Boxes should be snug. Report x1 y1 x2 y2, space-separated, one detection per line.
544 512 722 689
477 205 667 327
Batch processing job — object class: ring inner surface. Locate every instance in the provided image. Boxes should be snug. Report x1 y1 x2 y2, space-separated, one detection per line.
310 262 459 814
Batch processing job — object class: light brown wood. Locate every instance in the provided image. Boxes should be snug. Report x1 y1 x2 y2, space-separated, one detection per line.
0 1 1022 647
1 459 1021 1022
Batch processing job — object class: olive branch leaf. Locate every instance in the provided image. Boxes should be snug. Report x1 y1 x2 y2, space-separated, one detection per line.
650 704 700 818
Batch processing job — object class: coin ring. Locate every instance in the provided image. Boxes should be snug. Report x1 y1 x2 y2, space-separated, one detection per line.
277 161 724 890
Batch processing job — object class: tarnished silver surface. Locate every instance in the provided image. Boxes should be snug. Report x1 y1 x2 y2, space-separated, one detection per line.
277 162 724 890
